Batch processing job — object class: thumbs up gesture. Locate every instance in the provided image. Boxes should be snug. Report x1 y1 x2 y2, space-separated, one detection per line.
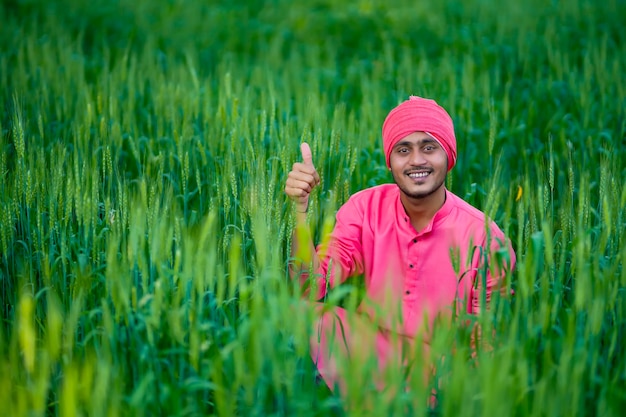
285 143 321 213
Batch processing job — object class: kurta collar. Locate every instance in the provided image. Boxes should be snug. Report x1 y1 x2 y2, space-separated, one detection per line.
395 188 454 236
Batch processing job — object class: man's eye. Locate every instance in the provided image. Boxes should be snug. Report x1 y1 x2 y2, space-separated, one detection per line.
424 146 435 151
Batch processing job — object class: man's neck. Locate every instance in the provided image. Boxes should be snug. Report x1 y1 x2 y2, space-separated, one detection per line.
400 186 447 233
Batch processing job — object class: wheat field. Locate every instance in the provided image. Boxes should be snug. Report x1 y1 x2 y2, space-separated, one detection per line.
1 0 625 415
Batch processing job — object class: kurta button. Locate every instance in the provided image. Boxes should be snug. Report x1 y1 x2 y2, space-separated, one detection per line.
409 264 414 268
413 238 417 243
405 290 410 294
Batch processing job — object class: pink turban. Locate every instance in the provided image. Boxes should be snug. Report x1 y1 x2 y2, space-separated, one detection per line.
382 96 457 171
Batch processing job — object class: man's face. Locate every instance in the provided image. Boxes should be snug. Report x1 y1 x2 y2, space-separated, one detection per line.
389 132 448 200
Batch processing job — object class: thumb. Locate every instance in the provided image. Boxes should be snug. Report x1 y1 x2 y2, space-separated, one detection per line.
300 142 314 167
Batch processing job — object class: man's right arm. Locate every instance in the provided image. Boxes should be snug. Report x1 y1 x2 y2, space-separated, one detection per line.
284 142 321 278
284 143 344 297
290 211 320 279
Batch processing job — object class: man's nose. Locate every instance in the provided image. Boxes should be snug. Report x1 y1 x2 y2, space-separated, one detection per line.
409 149 427 165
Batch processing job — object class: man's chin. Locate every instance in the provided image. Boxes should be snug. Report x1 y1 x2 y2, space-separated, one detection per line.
397 183 444 200
404 191 434 200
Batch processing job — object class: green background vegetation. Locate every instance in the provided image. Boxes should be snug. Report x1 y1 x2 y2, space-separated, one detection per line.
1 0 625 415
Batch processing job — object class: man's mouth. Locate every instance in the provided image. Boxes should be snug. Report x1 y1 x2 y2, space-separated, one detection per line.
407 170 431 179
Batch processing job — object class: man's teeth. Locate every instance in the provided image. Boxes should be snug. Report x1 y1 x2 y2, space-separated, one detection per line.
408 172 429 178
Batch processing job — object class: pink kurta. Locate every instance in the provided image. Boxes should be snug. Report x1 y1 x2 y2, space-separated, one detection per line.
305 184 516 394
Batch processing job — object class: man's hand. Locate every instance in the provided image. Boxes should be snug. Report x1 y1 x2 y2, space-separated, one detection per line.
285 142 321 213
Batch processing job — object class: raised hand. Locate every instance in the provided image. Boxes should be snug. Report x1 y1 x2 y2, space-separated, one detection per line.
284 142 321 213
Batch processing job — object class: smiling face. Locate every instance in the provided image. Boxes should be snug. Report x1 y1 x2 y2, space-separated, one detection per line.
389 131 448 202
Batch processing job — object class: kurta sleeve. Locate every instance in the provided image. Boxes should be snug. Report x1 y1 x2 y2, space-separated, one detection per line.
311 196 366 300
465 225 516 356
469 225 516 315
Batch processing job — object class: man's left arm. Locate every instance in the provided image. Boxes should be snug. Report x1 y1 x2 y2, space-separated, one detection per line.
470 227 516 314
468 226 516 354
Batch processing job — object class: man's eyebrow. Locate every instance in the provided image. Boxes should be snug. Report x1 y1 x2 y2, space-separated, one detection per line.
393 138 438 148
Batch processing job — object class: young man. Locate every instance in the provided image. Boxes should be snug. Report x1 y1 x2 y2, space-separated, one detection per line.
284 96 516 398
